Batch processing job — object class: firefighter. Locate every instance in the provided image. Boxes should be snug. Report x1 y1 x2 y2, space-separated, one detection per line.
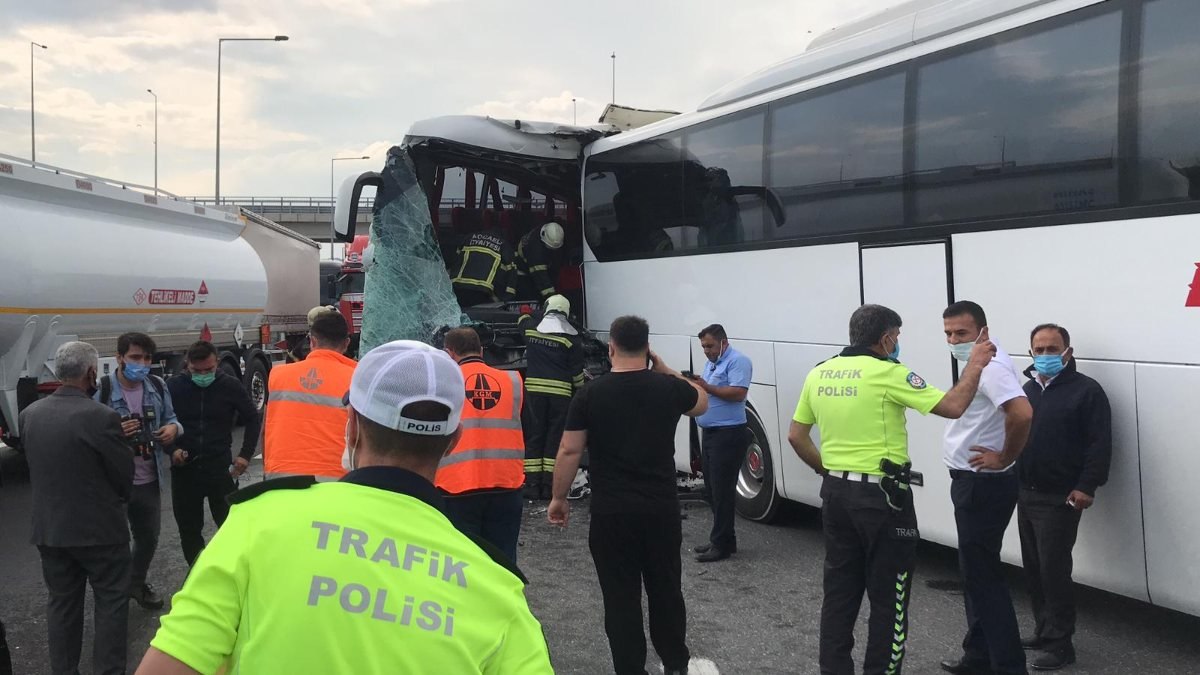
520 294 585 499
451 231 516 307
437 327 526 562
263 311 356 480
511 222 565 300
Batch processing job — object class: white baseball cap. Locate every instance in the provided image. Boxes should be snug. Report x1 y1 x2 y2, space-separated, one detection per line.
343 340 465 436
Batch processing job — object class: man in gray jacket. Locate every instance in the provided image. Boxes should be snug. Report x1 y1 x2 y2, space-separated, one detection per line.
21 341 133 675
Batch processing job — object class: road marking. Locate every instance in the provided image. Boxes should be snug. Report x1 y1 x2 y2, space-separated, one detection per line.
661 659 719 674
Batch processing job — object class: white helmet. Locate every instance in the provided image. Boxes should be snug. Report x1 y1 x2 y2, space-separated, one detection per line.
540 221 565 250
545 294 570 316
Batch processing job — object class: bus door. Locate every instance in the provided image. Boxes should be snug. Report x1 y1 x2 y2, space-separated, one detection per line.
859 240 959 548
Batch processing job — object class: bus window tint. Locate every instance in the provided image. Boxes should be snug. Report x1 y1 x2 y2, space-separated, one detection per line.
584 135 683 260
1138 0 1200 204
680 111 767 248
767 73 905 239
914 12 1121 223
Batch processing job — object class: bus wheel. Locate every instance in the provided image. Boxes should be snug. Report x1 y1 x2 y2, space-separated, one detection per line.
735 407 780 523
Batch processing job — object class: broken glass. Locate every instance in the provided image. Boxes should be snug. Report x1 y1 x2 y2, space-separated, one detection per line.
359 149 467 355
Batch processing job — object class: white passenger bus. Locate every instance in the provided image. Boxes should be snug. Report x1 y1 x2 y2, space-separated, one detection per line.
339 0 1200 616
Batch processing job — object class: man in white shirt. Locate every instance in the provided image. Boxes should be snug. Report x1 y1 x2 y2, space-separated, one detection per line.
938 301 1033 675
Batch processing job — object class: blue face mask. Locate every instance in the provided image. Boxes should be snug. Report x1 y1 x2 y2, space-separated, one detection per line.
1032 354 1066 378
887 337 900 361
123 362 151 382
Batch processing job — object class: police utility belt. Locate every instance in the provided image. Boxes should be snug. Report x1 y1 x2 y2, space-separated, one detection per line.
828 460 925 512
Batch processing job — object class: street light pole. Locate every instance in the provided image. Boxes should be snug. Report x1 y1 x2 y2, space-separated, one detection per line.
610 52 616 104
330 155 370 260
147 89 158 195
216 35 288 203
573 97 577 125
30 41 48 165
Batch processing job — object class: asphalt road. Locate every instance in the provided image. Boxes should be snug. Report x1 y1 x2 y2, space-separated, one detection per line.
3 436 1199 674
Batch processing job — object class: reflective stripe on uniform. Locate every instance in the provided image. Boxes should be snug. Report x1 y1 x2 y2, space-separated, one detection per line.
507 371 523 418
526 377 573 397
541 457 556 471
524 330 574 349
439 448 527 469
461 418 523 430
270 390 345 408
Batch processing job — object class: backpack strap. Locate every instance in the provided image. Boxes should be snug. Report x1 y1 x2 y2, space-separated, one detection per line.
149 374 167 400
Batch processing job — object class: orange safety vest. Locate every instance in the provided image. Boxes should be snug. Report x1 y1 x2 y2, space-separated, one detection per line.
264 349 357 479
436 357 525 494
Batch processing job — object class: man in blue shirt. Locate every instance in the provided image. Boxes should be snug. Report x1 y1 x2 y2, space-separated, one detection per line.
691 324 753 562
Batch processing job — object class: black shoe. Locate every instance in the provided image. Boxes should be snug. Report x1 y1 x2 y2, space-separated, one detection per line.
694 543 712 554
1022 635 1045 650
695 547 731 563
939 658 990 674
1032 649 1076 671
130 583 165 610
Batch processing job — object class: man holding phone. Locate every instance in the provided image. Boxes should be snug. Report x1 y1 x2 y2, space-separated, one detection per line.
939 302 1033 675
691 324 753 563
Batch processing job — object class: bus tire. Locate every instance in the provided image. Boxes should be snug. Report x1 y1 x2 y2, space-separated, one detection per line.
735 406 781 523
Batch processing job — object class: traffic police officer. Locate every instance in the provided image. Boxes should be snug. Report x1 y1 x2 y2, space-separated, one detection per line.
451 231 516 307
136 340 553 675
512 222 565 300
519 294 586 499
438 327 527 562
787 304 996 675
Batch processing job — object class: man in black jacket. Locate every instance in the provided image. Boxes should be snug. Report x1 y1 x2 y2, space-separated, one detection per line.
166 341 261 566
1017 324 1111 671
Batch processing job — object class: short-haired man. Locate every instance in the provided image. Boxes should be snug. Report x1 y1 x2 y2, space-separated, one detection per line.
166 341 262 566
137 341 553 674
1017 324 1111 671
789 304 995 675
22 341 133 675
940 301 1034 675
692 323 752 563
96 332 182 610
438 327 527 562
550 316 708 675
264 311 355 480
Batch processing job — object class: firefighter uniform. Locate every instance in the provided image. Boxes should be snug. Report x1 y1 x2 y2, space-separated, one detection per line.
512 229 558 300
263 349 357 479
148 470 553 673
436 357 526 562
519 313 585 499
793 346 946 675
451 232 515 306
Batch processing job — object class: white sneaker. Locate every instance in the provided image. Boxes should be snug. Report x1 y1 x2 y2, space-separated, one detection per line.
567 469 590 500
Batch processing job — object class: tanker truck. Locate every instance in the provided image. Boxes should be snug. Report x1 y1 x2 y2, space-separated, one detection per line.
0 155 318 448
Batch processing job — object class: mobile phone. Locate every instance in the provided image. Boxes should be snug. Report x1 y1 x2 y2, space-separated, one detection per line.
1066 498 1077 508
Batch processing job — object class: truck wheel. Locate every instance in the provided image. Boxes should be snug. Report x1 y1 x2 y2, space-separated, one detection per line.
735 407 781 523
244 358 270 414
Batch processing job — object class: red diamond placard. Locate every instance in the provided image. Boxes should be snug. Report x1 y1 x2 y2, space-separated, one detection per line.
133 288 146 305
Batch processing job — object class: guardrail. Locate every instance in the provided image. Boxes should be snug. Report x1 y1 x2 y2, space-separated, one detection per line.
184 196 473 213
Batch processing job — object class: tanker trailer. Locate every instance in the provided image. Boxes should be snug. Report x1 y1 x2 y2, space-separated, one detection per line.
0 156 317 447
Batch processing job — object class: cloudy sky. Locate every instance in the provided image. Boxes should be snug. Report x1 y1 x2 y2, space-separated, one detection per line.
1 0 882 198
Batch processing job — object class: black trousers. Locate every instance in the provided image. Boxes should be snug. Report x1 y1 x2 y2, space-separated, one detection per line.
523 393 570 495
589 512 690 675
701 425 747 552
171 458 237 566
38 543 130 675
1017 488 1082 653
950 471 1026 674
819 474 918 675
127 481 161 588
443 489 524 563
0 618 13 675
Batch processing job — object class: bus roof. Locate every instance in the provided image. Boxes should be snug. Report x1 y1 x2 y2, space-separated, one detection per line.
699 0 1082 112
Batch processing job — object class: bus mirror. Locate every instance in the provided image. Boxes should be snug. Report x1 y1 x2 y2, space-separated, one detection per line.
334 171 382 242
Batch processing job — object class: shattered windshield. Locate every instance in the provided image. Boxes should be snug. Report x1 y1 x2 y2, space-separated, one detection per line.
360 148 467 355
